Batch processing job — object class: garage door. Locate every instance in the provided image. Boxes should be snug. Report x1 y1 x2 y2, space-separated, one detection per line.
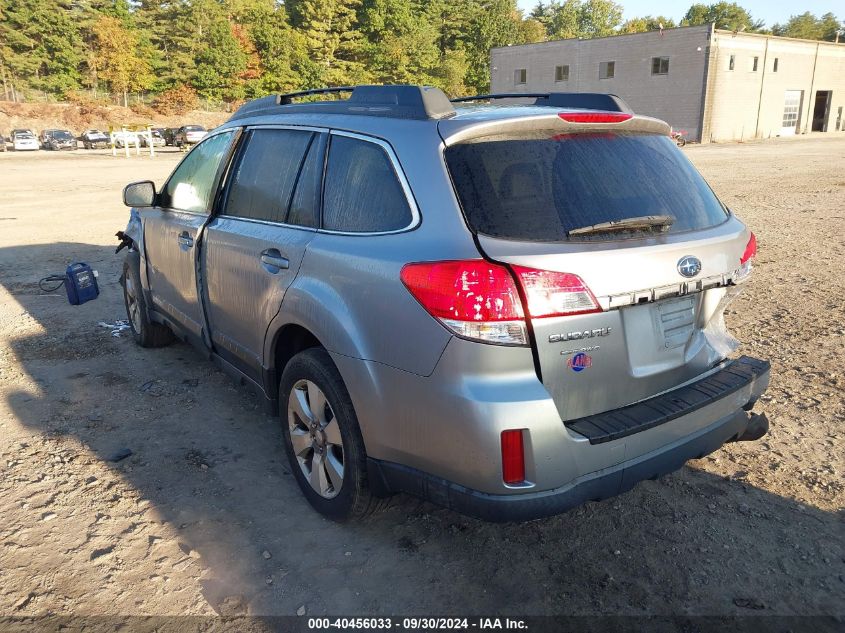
781 90 802 136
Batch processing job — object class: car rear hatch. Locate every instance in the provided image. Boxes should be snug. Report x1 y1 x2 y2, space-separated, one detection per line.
440 111 757 424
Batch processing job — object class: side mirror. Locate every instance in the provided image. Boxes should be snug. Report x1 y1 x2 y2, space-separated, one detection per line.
123 180 156 208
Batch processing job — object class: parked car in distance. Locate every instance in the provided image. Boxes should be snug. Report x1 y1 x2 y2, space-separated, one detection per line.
11 130 39 151
111 130 141 148
40 129 77 150
161 128 178 146
174 125 207 147
119 85 770 523
81 129 110 149
140 128 166 147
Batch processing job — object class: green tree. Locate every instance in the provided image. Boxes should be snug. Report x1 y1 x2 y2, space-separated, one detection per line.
286 0 366 86
358 0 440 84
682 2 764 32
620 15 676 33
772 12 842 41
531 1 579 39
577 0 622 37
0 0 82 98
192 18 248 103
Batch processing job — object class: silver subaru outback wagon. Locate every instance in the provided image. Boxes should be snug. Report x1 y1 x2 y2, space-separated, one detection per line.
120 85 770 522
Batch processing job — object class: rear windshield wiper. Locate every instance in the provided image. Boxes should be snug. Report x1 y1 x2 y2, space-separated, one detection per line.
567 215 675 237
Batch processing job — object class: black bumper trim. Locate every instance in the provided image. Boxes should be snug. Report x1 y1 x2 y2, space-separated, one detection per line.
565 356 771 445
369 407 760 523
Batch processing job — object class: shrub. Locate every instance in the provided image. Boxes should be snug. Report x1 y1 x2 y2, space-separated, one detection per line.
152 85 199 115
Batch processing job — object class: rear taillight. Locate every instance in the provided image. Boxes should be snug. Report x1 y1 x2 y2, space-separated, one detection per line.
511 266 600 318
558 112 633 124
501 430 526 485
400 260 527 345
400 260 602 345
740 232 757 265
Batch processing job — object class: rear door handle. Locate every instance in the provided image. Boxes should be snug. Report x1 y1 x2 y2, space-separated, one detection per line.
177 232 193 248
260 249 289 272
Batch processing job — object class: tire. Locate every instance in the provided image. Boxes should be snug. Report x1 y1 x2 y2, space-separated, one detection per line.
280 348 383 520
122 251 174 348
677 137 687 147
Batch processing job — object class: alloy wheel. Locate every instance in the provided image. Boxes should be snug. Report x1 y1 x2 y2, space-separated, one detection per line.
287 379 344 499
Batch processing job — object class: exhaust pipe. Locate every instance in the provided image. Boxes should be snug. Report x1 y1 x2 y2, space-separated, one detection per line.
731 412 769 443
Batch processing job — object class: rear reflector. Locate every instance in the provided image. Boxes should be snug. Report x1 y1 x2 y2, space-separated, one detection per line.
400 260 527 345
501 430 525 484
511 266 601 318
740 232 757 265
559 112 633 124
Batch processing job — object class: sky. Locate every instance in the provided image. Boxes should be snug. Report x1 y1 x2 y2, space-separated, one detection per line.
514 0 841 29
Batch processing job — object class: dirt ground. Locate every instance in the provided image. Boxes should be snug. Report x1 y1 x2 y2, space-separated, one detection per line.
0 139 842 619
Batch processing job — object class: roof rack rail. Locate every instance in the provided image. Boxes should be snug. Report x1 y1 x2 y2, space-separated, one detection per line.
277 86 355 105
451 92 633 113
228 85 456 122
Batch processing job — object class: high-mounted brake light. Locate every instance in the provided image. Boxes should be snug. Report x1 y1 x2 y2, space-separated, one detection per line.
740 232 757 265
400 260 602 345
558 112 633 124
501 430 526 485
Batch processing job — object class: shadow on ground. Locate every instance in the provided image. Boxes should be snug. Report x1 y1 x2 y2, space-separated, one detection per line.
0 241 842 617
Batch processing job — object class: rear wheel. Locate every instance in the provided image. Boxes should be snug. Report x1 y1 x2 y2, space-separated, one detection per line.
122 251 174 348
280 348 382 520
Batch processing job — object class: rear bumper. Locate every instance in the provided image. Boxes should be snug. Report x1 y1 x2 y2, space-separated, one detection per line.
365 356 770 522
370 406 763 522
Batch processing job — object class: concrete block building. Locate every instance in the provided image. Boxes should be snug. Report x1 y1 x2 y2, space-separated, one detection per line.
490 24 845 142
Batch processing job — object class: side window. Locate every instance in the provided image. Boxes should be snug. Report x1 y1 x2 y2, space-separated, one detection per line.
223 129 313 223
322 135 413 233
160 131 234 213
288 133 327 228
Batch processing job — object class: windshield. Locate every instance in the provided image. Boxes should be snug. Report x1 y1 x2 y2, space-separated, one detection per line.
444 132 728 242
53 131 73 140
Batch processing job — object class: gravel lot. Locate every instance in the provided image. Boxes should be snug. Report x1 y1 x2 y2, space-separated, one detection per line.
0 139 842 618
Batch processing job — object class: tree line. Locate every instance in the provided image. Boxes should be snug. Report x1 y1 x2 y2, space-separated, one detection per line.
0 0 841 109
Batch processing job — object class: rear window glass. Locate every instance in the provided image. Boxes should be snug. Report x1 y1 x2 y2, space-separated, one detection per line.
444 132 728 241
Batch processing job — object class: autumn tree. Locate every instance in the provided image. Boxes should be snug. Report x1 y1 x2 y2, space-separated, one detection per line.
92 14 154 106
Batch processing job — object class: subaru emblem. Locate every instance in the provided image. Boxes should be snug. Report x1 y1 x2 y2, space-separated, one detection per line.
677 256 702 278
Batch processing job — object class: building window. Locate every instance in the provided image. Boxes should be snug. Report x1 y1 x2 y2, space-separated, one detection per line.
773 58 779 72
729 55 735 71
751 56 759 72
555 65 569 82
599 61 615 79
514 68 527 85
651 57 669 75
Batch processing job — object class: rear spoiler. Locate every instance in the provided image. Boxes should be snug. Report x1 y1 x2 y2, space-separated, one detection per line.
451 92 633 114
438 113 670 146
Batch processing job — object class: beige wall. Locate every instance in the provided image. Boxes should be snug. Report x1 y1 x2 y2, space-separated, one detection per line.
704 32 845 142
491 26 845 144
491 25 713 140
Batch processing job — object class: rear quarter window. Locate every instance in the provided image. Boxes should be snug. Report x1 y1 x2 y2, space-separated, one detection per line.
445 132 728 241
322 135 413 233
